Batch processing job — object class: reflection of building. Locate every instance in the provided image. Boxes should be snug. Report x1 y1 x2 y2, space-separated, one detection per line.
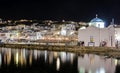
0 53 2 67
78 54 116 73
0 18 2 23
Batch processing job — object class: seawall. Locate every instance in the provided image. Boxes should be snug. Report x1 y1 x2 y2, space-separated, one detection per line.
0 43 120 59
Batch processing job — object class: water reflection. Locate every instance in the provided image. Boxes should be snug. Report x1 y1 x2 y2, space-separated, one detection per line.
0 47 120 73
0 48 77 73
0 53 1 67
78 54 116 73
56 57 60 71
3 48 11 65
44 50 47 62
29 50 32 66
15 52 18 65
115 59 120 73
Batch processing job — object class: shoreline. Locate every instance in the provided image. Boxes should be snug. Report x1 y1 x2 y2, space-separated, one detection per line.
0 43 120 59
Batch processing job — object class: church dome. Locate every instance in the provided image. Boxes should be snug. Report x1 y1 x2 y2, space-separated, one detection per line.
89 15 105 28
90 18 104 22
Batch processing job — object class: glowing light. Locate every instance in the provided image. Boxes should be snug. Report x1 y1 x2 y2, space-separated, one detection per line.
56 57 60 71
0 53 2 67
80 26 86 29
54 52 58 58
115 34 120 41
79 67 85 73
70 53 74 64
115 59 118 66
96 68 105 73
16 52 19 65
44 51 47 62
49 54 53 64
61 29 66 36
29 54 32 66
34 50 38 60
70 31 74 35
60 52 66 63
20 53 24 66
6 51 11 65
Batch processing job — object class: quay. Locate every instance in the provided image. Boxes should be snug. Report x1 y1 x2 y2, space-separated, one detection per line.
0 44 120 59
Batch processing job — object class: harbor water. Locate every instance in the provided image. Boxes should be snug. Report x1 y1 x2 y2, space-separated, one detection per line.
0 48 119 73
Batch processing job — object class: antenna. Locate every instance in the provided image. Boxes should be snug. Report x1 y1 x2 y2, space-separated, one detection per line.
96 14 98 18
112 18 114 25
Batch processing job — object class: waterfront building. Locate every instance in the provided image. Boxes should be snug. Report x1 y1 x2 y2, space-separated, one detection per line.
78 25 115 47
78 16 115 47
114 25 120 47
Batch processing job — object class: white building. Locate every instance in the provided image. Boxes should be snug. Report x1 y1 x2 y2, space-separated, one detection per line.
78 25 115 47
114 25 120 47
0 32 8 42
36 32 43 40
60 24 76 36
78 16 115 47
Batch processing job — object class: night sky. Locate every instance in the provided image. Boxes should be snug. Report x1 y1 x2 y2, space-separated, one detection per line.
0 0 120 24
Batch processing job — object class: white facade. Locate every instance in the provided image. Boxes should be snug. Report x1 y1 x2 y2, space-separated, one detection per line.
36 32 43 40
115 27 120 41
89 21 105 28
60 24 76 36
78 25 115 47
114 25 120 47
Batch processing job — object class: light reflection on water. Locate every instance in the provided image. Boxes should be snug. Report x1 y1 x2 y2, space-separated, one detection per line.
56 57 60 71
0 47 120 73
0 53 1 66
78 54 116 73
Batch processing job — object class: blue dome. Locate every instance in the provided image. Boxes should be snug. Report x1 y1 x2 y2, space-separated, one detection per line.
90 18 104 22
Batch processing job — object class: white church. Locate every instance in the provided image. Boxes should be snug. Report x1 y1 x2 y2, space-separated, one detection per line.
78 15 120 47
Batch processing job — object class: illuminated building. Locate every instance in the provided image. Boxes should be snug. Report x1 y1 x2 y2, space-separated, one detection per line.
89 15 105 28
114 25 120 47
78 15 120 47
78 24 115 47
60 24 76 36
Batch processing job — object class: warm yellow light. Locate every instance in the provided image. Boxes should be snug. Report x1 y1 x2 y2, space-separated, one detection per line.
16 52 19 65
115 59 118 66
56 57 60 71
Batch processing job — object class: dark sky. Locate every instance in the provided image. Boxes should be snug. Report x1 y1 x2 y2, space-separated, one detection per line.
0 0 120 23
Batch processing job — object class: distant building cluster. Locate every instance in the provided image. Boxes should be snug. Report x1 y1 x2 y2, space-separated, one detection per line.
0 15 120 47
0 19 79 45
